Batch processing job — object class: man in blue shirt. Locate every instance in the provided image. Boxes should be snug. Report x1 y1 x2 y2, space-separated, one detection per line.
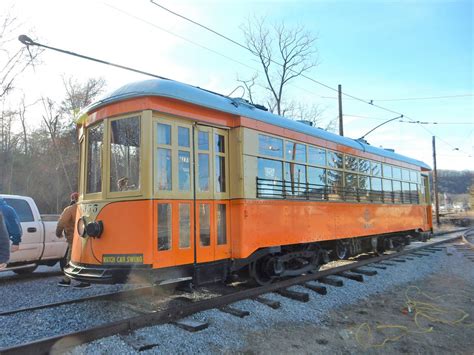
0 197 23 269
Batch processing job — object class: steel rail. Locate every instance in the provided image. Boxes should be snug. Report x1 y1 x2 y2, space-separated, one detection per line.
0 286 155 317
0 230 466 355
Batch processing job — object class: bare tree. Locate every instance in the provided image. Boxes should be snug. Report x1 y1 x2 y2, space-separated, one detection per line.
0 10 41 99
240 17 318 116
60 76 106 124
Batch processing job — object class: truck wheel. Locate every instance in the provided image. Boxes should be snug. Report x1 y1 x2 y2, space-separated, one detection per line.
13 265 38 275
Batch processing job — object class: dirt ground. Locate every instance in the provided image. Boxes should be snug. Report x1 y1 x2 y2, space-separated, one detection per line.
238 261 474 354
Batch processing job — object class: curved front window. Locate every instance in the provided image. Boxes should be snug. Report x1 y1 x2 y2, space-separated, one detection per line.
86 122 103 194
110 116 141 192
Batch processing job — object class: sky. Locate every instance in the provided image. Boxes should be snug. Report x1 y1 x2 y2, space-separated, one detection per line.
1 0 473 170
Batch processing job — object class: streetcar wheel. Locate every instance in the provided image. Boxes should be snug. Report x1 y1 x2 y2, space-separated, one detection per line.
335 241 350 260
249 256 275 286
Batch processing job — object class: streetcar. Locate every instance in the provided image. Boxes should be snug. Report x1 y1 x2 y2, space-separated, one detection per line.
64 78 432 285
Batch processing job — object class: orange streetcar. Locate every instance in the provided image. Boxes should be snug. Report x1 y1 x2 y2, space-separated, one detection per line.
65 78 432 285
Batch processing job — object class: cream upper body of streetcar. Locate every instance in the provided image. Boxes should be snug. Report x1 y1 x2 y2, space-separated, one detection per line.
84 78 430 171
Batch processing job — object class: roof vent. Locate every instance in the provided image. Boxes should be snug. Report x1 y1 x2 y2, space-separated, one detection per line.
296 120 313 126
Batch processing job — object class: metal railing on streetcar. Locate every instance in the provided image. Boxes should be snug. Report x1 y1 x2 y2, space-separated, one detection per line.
256 177 419 204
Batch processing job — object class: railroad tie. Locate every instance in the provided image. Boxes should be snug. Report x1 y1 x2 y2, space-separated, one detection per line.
365 264 387 270
377 261 397 266
172 319 209 332
390 259 407 263
277 288 310 302
318 276 344 287
303 282 327 295
351 268 378 276
118 334 159 352
336 272 364 282
219 306 250 318
409 253 430 257
254 296 281 309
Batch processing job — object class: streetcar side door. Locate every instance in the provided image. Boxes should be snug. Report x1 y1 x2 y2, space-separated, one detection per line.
194 125 231 264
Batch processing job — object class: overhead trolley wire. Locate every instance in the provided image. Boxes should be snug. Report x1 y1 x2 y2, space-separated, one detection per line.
149 0 473 157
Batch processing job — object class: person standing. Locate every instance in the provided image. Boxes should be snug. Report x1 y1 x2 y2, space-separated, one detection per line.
0 197 23 269
56 192 90 288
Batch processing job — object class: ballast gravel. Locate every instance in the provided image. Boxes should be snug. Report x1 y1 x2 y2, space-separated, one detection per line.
66 240 474 355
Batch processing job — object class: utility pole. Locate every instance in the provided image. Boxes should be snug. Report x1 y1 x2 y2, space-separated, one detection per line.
432 136 440 227
338 84 344 136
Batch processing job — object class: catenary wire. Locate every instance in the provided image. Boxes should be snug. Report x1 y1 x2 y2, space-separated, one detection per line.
148 0 472 157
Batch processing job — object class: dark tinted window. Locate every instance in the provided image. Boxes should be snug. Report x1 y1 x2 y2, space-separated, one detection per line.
4 199 34 222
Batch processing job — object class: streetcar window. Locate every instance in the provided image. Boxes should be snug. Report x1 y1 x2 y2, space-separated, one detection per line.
198 131 209 150
284 163 306 196
217 204 227 245
178 151 191 191
402 182 411 203
382 179 393 192
307 167 326 186
327 151 343 169
344 155 359 171
393 181 403 203
258 158 283 180
110 116 141 192
157 204 172 251
371 177 383 202
382 179 393 203
358 175 370 201
215 134 225 153
215 156 226 192
178 127 190 148
344 173 359 201
258 134 283 158
179 204 190 249
156 148 172 191
382 164 392 178
402 169 410 181
157 123 171 145
371 161 382 177
86 122 103 194
409 170 418 183
327 169 343 198
359 159 370 174
392 167 402 179
308 146 326 166
199 204 211 246
285 141 306 162
198 153 210 192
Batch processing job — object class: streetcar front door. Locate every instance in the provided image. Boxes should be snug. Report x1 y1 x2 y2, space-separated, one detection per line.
194 125 231 264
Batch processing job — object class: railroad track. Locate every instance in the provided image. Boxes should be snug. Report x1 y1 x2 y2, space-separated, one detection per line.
0 229 470 355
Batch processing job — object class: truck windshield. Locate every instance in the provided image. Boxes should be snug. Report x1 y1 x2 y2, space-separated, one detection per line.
86 122 103 194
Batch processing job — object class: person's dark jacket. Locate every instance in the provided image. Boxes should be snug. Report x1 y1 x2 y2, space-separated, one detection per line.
0 198 22 245
0 211 10 263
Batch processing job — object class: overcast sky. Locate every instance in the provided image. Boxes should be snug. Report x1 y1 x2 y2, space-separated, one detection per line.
2 0 473 170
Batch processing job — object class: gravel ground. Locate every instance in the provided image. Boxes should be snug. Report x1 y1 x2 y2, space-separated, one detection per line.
0 264 141 314
68 237 474 354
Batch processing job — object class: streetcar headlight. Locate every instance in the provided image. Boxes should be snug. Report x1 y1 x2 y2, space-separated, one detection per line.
85 221 104 238
77 217 86 238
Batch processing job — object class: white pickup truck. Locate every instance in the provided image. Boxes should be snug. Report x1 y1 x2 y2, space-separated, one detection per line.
0 194 68 274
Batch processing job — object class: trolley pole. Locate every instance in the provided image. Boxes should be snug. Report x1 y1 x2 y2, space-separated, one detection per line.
338 84 344 136
432 136 440 227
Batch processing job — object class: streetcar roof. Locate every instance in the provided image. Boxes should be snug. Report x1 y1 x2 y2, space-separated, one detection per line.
87 78 431 170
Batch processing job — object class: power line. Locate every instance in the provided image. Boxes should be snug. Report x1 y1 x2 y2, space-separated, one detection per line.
147 1 471 156
322 94 474 101
344 114 473 125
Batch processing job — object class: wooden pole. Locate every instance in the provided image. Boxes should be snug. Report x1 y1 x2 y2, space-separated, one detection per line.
432 136 440 227
338 84 344 136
